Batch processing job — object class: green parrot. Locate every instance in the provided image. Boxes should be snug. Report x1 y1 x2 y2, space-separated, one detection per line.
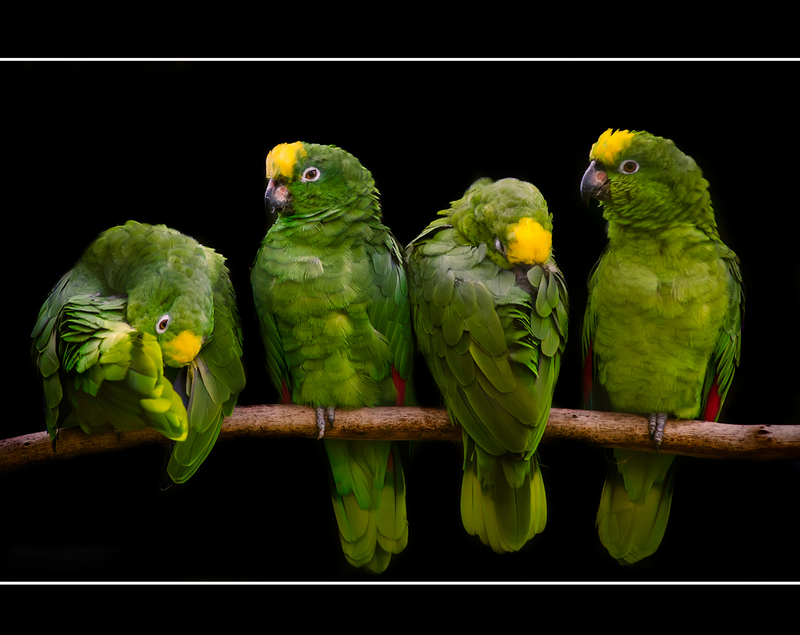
580 129 744 564
251 142 413 574
406 177 569 554
31 220 246 485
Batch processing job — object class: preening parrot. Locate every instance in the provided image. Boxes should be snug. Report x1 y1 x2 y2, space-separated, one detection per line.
31 220 246 485
251 142 414 574
406 177 569 554
580 129 744 564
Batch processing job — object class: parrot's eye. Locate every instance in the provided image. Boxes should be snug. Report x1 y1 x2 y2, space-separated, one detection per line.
619 160 640 174
301 167 321 182
156 314 170 334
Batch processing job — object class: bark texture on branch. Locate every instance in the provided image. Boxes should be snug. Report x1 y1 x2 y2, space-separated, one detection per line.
1 405 798 474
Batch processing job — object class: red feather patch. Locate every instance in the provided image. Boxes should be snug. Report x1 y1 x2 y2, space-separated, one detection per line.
280 381 292 405
703 375 722 422
582 342 593 408
391 366 405 406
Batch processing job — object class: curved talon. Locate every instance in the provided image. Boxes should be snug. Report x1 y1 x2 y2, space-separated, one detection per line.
648 412 668 449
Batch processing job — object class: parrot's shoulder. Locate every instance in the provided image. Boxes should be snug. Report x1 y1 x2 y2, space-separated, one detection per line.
205 247 234 293
714 240 744 320
365 227 412 322
406 215 454 250
365 222 405 262
714 238 742 279
407 217 489 276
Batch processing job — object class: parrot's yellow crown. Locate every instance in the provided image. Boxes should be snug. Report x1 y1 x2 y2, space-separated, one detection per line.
506 217 552 265
590 128 635 164
266 142 306 179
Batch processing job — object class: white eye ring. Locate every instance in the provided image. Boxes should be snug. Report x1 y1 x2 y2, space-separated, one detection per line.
301 166 321 182
156 314 170 334
619 159 639 174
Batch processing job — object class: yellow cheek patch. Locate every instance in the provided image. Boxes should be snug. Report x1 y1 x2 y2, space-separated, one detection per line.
266 141 306 179
162 330 203 365
506 217 552 265
590 128 635 164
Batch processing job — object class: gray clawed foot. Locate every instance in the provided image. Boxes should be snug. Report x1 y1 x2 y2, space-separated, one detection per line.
315 406 336 439
315 407 325 438
648 412 668 449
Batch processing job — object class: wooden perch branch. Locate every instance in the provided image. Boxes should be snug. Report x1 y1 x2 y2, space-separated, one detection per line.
1 405 798 475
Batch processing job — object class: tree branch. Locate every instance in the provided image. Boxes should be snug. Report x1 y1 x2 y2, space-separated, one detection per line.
1 405 798 474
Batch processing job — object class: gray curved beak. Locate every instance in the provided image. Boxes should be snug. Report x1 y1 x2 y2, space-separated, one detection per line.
580 160 609 206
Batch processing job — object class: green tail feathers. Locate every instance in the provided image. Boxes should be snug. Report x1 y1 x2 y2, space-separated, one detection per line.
326 439 408 574
596 450 676 565
460 434 547 554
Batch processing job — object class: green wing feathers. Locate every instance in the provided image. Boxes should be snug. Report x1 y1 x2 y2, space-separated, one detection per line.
367 233 416 405
701 249 744 422
32 291 188 443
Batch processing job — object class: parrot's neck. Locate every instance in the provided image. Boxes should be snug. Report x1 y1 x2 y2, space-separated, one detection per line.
275 197 382 247
606 217 720 254
603 185 719 241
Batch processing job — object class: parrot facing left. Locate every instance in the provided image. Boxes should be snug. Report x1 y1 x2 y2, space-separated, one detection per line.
250 142 414 574
31 220 246 485
580 129 744 564
406 177 569 554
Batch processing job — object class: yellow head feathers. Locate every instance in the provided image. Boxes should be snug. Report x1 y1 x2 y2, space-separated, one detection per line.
590 129 635 164
162 330 203 366
266 141 306 179
506 217 552 265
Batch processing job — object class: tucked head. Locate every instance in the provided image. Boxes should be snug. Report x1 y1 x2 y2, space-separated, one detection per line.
126 265 213 367
450 178 553 269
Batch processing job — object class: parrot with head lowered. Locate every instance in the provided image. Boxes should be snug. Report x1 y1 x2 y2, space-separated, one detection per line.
406 177 568 554
31 220 246 485
251 142 414 574
580 129 744 565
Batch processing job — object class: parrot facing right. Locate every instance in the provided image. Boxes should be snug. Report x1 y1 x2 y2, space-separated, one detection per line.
580 129 744 564
31 220 246 485
406 177 568 554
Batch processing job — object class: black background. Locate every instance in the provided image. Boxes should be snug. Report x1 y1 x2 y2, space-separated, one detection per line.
2 60 798 582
